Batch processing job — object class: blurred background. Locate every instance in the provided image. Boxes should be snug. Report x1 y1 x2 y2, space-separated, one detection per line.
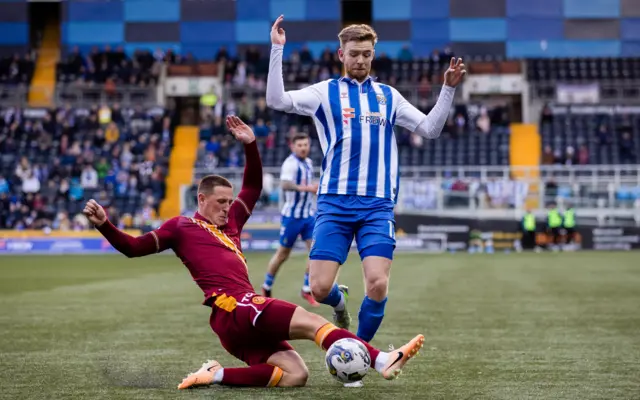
0 0 639 253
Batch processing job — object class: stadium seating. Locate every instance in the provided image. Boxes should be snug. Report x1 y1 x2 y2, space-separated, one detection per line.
0 53 35 103
527 58 640 82
540 109 639 166
0 53 35 85
0 106 172 230
55 46 164 86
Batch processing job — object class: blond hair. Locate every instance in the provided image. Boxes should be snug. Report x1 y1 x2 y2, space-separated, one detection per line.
338 24 378 48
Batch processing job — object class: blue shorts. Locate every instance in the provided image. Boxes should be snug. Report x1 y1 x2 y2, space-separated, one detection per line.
279 216 315 248
310 194 396 265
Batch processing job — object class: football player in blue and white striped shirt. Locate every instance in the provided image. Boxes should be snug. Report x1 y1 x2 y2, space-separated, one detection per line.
262 132 319 306
266 17 466 342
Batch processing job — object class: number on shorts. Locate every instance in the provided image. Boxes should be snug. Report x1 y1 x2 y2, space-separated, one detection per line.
388 221 395 239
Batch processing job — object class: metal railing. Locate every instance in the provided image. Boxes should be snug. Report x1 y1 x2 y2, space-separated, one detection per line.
0 84 158 108
55 84 157 107
0 85 31 107
195 164 640 184
189 165 640 222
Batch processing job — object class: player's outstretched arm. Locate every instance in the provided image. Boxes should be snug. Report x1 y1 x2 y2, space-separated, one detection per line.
266 15 321 116
226 116 262 227
395 57 466 139
83 199 176 258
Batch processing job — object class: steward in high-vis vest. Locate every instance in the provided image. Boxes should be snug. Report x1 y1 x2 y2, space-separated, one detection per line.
546 202 563 248
520 210 537 250
563 206 576 245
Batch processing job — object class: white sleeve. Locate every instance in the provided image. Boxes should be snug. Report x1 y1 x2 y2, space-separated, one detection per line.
280 159 297 183
393 85 456 139
266 44 323 116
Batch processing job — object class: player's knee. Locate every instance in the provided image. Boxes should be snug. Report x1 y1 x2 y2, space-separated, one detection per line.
291 366 309 387
310 280 332 301
365 275 389 301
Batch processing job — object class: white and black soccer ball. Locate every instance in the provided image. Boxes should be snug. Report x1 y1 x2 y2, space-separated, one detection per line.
325 338 371 383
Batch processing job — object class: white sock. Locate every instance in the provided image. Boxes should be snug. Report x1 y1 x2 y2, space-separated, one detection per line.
334 293 345 312
213 368 224 384
374 352 390 373
302 285 311 293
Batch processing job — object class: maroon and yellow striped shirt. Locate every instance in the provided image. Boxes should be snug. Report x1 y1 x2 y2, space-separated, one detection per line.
97 141 262 305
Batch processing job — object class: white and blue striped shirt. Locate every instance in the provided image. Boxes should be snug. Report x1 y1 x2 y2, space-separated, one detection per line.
280 154 314 219
285 77 426 202
267 44 455 202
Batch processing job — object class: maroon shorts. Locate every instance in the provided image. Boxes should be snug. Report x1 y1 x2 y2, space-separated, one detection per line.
209 292 298 366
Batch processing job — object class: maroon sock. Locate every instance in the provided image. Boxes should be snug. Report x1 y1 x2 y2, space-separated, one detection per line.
316 323 380 367
221 364 283 387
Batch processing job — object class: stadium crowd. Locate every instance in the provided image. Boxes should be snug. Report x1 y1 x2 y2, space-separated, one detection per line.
56 45 176 87
0 104 172 230
540 104 639 166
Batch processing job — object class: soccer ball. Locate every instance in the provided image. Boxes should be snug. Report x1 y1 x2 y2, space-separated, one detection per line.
325 338 371 383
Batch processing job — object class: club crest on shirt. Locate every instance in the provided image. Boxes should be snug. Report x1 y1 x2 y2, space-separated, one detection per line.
252 296 266 304
376 94 387 105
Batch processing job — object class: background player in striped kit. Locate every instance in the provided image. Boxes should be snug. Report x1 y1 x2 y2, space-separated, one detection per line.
266 16 466 342
262 132 319 306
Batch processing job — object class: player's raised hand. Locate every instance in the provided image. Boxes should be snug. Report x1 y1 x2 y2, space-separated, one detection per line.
444 57 467 88
271 15 286 45
226 115 256 144
83 199 107 227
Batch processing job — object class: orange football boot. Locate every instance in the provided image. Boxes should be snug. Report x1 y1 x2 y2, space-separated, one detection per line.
177 360 221 389
381 334 425 380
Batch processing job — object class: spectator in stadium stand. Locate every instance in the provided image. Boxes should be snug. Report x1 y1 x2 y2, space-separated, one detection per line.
215 46 229 62
398 45 413 61
564 146 577 165
253 118 269 140
578 144 589 165
0 175 8 194
541 145 555 165
553 149 563 165
80 164 98 189
476 107 491 133
453 112 466 137
597 124 611 146
299 45 313 64
238 95 255 122
21 171 41 194
619 131 636 164
540 104 553 125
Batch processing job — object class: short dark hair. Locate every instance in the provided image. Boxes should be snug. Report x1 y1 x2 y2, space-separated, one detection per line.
291 132 309 143
198 175 232 195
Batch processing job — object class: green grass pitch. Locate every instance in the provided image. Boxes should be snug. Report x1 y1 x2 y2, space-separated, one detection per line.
1 252 639 399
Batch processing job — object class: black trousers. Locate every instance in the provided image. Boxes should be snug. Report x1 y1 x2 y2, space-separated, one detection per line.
547 227 561 245
565 227 576 244
522 230 536 249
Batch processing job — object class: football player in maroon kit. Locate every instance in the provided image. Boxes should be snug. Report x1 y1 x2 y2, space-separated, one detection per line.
83 115 424 389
